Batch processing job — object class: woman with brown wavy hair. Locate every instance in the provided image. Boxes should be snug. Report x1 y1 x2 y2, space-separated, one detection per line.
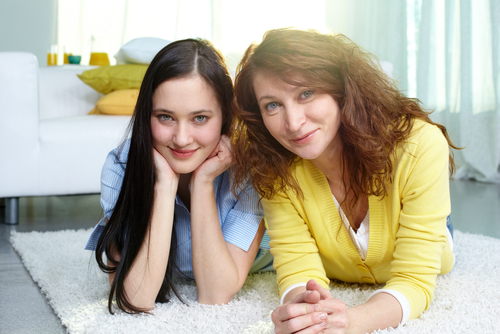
232 28 458 334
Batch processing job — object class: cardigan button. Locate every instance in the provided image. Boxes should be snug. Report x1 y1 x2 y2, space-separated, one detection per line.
357 264 369 272
363 277 375 283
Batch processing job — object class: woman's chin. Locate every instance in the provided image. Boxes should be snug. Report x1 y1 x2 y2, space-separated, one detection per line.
167 159 204 175
171 166 197 175
165 150 214 176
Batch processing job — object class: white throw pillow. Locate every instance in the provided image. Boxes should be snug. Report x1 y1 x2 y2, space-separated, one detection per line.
114 37 171 65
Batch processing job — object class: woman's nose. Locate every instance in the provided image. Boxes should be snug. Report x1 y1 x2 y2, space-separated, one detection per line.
173 123 193 147
285 106 306 132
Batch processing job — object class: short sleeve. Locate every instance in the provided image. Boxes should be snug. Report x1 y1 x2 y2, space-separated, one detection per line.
84 140 128 250
220 177 264 252
100 141 129 219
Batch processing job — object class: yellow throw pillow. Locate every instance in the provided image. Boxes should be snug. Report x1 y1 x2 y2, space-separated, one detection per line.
78 65 148 94
89 89 140 115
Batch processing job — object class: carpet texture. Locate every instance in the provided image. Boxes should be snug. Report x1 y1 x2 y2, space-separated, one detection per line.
10 229 500 333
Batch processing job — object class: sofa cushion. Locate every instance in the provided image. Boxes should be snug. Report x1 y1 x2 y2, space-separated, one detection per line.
89 89 139 115
77 65 148 94
38 115 131 195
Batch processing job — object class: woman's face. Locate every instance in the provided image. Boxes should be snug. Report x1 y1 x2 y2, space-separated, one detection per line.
151 75 223 174
252 71 342 162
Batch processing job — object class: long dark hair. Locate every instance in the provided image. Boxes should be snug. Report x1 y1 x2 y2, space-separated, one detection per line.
233 28 458 204
95 38 234 314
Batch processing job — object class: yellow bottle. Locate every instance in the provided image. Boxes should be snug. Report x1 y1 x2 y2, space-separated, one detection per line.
63 53 71 64
47 44 58 66
47 53 58 66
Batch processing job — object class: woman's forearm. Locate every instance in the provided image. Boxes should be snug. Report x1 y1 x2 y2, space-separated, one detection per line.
122 181 177 310
190 178 255 304
346 292 402 333
272 281 403 333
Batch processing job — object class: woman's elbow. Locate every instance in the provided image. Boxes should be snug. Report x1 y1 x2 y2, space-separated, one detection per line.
198 284 242 305
198 294 234 305
119 293 156 313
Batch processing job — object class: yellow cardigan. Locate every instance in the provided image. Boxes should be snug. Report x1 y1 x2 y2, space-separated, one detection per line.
262 120 454 320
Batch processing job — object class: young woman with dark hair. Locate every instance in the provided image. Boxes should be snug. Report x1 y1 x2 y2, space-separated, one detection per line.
232 28 458 333
85 38 273 314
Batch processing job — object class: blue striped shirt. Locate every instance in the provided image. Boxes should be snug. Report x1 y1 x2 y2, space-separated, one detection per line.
85 139 271 279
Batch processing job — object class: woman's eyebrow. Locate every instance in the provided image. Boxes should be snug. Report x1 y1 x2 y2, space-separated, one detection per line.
190 109 214 115
151 109 214 115
258 95 276 103
152 108 174 114
257 86 303 103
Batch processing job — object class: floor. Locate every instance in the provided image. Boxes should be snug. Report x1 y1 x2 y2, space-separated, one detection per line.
0 179 499 333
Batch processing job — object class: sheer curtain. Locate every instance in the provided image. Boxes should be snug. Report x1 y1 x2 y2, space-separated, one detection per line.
212 0 326 71
57 0 325 69
326 1 409 90
57 0 212 65
414 0 500 183
328 0 500 183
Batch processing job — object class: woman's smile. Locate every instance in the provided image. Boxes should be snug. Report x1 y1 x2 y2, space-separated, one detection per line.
168 147 199 158
291 129 318 144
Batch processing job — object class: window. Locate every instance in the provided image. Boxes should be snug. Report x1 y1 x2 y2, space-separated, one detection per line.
57 0 326 69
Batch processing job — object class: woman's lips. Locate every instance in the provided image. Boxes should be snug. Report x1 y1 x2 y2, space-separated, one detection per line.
169 147 198 158
291 130 317 144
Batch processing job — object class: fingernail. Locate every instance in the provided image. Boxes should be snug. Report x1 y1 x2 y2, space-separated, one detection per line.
314 304 322 312
319 313 328 320
319 322 326 327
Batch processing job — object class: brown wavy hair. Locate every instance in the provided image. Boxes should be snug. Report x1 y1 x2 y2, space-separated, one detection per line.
232 28 458 202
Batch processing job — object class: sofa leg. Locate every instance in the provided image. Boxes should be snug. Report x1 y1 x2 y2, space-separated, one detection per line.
5 197 19 225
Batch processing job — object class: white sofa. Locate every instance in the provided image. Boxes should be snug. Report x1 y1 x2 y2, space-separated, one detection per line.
0 52 131 224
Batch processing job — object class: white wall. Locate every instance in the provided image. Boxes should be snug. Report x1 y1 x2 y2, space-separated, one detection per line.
0 0 57 66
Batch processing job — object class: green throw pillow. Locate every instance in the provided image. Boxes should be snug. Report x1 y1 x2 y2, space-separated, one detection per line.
77 64 148 94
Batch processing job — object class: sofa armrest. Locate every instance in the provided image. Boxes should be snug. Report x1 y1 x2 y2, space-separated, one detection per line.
0 52 40 196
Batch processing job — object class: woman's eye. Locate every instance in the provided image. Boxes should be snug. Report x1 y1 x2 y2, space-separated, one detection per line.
300 90 313 99
194 115 207 122
159 114 172 121
266 102 279 111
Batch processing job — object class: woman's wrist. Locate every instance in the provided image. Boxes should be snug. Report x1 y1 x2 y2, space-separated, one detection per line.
190 172 215 189
154 176 179 195
281 283 307 304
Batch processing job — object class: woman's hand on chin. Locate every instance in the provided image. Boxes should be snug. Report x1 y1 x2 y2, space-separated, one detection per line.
192 135 234 183
153 147 179 185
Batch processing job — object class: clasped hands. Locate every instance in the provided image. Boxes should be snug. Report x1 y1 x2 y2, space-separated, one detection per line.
272 280 349 334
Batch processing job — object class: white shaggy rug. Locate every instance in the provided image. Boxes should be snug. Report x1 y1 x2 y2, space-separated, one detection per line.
10 229 500 334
